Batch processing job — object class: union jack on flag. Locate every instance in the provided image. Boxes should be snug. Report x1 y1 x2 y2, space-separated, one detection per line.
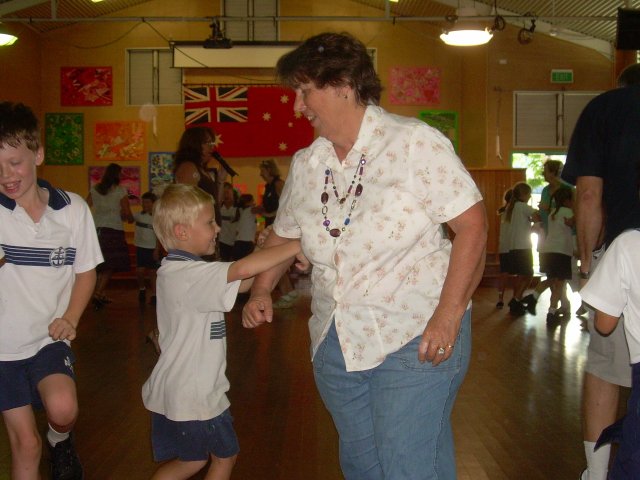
184 86 248 126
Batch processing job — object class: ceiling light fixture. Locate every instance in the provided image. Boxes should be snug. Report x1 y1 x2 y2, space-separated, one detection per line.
0 23 17 46
440 7 493 46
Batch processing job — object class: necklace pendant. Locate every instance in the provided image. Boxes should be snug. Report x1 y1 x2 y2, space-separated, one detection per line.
339 198 346 205
329 228 341 238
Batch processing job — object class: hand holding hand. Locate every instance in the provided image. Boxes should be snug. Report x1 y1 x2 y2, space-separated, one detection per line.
242 293 274 328
294 252 311 274
49 317 77 341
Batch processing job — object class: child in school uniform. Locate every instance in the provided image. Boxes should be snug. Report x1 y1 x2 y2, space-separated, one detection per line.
134 191 160 305
233 193 257 261
141 184 301 480
581 228 640 479
219 182 238 262
0 101 103 479
505 182 540 316
496 188 513 309
539 187 575 324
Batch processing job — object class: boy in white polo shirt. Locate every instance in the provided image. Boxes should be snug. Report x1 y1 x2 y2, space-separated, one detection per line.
0 102 103 479
142 184 301 480
581 228 640 479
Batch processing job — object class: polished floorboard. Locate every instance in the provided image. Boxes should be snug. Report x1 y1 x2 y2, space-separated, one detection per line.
0 278 625 479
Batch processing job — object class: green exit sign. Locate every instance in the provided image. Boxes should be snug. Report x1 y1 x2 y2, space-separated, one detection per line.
551 69 574 83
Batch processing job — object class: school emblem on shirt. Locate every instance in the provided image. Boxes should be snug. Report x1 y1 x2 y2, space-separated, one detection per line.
49 247 67 268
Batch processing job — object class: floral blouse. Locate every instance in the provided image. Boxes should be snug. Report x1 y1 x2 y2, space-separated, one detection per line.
274 105 482 372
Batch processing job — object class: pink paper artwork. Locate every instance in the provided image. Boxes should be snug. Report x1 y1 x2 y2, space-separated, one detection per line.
389 66 441 105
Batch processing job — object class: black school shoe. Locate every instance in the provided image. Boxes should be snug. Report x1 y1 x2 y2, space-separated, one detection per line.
509 298 526 316
50 436 84 480
520 294 537 315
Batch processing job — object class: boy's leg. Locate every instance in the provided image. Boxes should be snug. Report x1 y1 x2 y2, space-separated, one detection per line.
2 405 41 480
38 373 78 435
35 343 83 480
151 459 207 480
204 454 237 480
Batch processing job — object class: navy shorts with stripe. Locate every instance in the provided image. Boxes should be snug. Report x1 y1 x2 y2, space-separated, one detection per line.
0 341 76 412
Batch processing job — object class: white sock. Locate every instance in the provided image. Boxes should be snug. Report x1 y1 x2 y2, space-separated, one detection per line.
584 441 610 480
47 425 69 447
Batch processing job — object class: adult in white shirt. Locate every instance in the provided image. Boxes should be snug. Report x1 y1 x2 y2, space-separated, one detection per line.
242 32 487 480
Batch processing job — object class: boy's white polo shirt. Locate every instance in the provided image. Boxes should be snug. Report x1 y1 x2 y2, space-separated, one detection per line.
142 250 241 422
0 179 103 361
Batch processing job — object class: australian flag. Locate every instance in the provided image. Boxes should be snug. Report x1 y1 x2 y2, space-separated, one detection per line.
184 85 313 157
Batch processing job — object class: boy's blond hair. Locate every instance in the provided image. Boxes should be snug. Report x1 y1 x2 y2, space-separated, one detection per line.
153 184 214 250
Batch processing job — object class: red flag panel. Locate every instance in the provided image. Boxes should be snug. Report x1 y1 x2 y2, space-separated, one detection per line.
184 85 314 157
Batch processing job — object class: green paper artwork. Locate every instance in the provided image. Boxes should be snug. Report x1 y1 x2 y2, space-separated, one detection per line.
419 110 458 153
45 113 84 165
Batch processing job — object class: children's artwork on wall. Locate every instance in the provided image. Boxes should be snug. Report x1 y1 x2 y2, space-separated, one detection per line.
88 166 141 205
149 152 174 195
389 66 441 105
44 113 83 165
61 67 113 106
94 121 146 162
419 110 459 152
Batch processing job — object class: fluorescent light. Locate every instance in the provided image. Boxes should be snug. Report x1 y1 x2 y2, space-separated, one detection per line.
0 24 17 46
440 28 493 46
440 7 494 46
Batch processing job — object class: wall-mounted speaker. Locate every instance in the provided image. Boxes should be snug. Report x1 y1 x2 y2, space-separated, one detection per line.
617 8 640 50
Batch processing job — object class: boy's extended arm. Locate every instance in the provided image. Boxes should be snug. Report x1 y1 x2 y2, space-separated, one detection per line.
227 240 300 283
594 309 619 336
48 269 97 341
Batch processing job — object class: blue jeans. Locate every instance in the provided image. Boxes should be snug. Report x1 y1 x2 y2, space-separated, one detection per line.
313 310 471 480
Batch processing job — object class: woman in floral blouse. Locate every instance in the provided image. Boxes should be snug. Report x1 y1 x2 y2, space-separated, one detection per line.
242 32 487 480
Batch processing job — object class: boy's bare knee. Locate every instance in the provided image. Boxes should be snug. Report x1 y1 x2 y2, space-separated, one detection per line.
11 430 41 463
44 393 78 430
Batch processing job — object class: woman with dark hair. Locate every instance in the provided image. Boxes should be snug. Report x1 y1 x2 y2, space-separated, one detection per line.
242 32 487 479
173 127 230 224
87 162 133 308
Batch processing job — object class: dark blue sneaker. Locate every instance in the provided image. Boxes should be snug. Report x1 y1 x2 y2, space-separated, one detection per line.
50 435 84 480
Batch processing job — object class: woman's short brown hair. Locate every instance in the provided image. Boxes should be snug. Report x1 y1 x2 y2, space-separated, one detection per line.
276 32 382 106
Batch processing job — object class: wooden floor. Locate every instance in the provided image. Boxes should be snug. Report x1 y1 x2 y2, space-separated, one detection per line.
0 276 625 479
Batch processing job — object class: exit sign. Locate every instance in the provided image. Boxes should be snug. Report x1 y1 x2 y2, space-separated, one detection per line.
551 69 574 83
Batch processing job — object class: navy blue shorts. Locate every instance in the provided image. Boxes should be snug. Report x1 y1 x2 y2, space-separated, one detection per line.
499 253 511 273
508 249 533 276
136 247 160 269
542 252 572 280
0 342 76 412
151 409 239 462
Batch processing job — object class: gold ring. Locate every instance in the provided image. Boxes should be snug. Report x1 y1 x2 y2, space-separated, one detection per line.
447 344 454 349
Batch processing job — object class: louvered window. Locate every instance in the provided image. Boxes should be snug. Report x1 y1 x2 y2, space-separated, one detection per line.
514 91 600 148
223 0 278 41
127 49 182 106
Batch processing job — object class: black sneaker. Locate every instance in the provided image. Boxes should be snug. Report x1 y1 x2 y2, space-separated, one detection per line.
509 299 526 316
138 289 146 303
546 312 559 326
50 436 84 480
521 294 537 314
